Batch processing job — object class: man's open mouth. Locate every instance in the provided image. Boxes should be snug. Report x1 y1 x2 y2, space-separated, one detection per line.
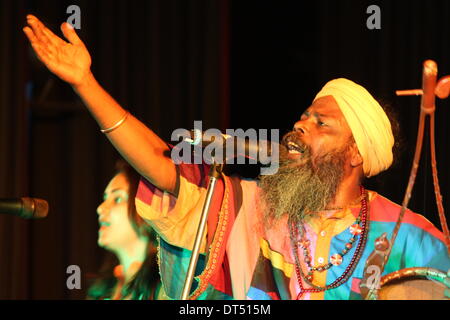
281 131 309 158
286 141 306 155
284 136 306 155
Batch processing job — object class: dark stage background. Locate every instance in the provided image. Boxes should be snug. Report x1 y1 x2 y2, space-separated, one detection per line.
0 0 449 299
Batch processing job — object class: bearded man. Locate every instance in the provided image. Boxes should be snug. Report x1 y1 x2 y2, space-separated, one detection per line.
134 79 450 300
24 15 450 300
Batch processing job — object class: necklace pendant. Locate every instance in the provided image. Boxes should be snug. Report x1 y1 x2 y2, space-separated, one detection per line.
350 224 362 236
330 253 343 266
299 239 310 248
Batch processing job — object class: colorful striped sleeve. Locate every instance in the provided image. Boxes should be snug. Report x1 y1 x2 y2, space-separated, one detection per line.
135 162 211 251
406 215 450 272
371 194 450 272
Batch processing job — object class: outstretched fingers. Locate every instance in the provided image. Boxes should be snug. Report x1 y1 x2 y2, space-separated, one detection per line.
22 26 38 44
23 26 55 66
26 16 52 47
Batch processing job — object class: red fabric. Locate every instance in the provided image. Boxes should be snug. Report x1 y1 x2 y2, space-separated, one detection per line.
351 278 361 294
206 176 236 297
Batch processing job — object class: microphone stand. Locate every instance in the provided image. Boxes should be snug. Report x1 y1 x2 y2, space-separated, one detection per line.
180 160 224 300
361 60 450 300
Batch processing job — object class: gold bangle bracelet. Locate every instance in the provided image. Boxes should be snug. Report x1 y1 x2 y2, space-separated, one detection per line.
100 111 129 134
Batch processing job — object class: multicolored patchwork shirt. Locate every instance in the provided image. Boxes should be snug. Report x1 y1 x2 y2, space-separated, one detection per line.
135 162 450 300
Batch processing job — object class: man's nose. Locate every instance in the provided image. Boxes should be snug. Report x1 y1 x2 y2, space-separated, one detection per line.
293 121 307 135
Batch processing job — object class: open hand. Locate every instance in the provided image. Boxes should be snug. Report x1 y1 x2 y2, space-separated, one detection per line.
23 15 92 87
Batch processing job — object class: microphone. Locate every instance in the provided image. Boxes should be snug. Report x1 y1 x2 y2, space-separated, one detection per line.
0 197 49 219
183 128 279 162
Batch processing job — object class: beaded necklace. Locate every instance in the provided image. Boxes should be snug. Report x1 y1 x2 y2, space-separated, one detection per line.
289 186 369 299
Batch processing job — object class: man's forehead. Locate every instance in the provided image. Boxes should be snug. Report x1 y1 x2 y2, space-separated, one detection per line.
305 95 342 117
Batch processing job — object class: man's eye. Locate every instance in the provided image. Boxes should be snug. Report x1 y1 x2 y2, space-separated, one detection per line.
318 120 326 126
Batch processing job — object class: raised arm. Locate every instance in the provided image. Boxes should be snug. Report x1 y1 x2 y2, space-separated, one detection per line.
23 15 177 194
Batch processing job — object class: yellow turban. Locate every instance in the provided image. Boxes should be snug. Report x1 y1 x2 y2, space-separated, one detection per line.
314 78 394 177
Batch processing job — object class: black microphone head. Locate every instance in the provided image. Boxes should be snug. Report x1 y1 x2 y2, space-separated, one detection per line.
21 197 49 219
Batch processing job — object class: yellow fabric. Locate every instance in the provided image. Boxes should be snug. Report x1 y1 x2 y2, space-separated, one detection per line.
314 78 394 177
260 238 294 278
135 174 208 253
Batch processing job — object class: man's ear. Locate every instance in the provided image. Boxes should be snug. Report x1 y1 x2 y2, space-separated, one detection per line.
349 143 363 167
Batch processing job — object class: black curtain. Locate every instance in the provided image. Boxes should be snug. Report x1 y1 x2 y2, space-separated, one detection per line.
0 0 30 299
1 0 229 299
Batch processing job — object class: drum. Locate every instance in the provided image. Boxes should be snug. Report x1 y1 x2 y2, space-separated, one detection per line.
378 267 449 300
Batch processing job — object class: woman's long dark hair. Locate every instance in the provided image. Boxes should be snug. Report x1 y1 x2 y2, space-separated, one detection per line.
87 160 160 300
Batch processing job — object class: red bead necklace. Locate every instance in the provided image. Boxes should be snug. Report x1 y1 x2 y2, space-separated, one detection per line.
289 186 369 299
